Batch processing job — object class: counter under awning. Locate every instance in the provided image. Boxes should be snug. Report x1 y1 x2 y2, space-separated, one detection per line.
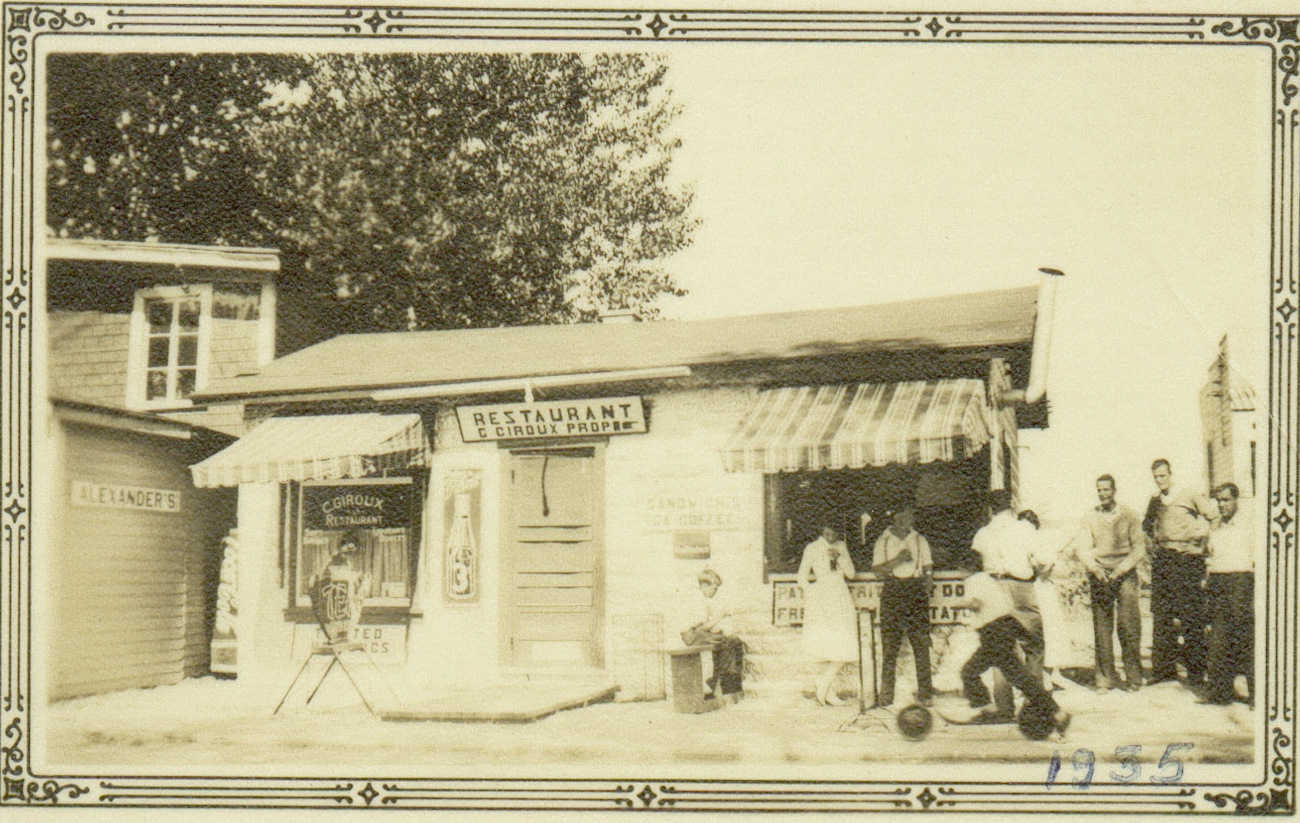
721 379 991 473
191 413 429 488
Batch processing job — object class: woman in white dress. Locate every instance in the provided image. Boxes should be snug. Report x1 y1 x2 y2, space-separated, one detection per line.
1019 510 1074 691
798 525 858 705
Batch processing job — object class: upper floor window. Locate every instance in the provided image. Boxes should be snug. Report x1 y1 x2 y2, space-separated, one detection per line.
128 284 212 409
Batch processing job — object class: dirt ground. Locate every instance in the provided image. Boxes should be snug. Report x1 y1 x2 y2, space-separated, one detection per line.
39 672 1256 784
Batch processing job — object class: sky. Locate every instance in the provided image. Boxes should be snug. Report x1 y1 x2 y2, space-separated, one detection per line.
649 43 1273 524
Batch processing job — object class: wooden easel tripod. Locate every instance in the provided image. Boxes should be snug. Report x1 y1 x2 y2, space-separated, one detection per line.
273 638 393 715
273 572 396 715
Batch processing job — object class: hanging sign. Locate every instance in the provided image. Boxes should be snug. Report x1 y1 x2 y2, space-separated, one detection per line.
301 483 417 531
456 396 647 442
772 575 974 627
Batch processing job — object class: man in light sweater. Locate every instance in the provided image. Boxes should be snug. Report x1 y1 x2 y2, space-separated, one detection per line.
1146 458 1218 688
1081 474 1146 693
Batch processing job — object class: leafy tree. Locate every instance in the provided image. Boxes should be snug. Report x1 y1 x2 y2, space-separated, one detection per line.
46 52 694 332
46 54 300 246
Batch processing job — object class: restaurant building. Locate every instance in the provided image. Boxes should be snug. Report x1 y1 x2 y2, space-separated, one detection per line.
190 279 1055 701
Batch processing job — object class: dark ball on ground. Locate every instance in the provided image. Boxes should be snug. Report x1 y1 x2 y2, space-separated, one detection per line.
1018 702 1056 741
896 704 933 741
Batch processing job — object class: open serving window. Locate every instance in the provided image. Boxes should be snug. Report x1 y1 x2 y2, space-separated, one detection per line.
720 380 997 578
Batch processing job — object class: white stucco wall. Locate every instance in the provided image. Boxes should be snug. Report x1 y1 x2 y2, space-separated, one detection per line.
601 387 776 694
234 480 293 696
404 414 503 684
231 385 992 702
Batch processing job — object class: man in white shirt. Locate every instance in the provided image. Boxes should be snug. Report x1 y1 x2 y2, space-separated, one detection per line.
871 506 934 707
1201 483 1254 705
953 560 1071 737
971 490 1044 712
971 490 1040 615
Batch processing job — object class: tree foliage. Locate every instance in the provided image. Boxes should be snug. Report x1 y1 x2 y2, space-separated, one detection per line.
46 52 694 331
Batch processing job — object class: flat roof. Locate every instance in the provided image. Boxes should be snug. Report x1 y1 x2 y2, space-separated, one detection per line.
45 237 280 272
196 285 1039 402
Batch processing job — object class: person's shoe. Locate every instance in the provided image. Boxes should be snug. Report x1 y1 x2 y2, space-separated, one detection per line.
1121 680 1141 692
824 691 846 706
1049 670 1072 691
1053 710 1072 736
970 708 1015 725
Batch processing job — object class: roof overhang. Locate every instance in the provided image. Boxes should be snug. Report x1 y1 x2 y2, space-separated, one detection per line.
51 397 211 441
45 237 280 272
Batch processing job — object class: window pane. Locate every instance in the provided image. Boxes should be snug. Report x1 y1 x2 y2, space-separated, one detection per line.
176 368 197 399
177 335 198 366
148 337 170 368
146 299 172 333
146 369 168 400
178 300 201 331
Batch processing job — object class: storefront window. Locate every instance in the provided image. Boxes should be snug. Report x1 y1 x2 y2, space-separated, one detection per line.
763 454 988 578
289 477 423 609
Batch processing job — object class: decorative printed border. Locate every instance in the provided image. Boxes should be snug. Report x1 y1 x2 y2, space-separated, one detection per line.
2 4 1297 813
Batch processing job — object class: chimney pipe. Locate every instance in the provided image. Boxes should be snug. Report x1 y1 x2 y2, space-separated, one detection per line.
1003 267 1063 406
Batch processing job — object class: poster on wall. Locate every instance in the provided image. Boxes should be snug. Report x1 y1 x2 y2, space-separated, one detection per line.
443 470 482 602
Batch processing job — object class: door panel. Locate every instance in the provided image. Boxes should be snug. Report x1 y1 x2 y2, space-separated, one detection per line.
514 544 595 572
504 449 603 667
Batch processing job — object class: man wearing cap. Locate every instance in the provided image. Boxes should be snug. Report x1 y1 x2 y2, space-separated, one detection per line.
871 506 934 707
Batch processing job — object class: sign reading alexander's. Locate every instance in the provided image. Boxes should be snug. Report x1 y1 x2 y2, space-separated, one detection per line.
456 396 647 442
71 481 181 513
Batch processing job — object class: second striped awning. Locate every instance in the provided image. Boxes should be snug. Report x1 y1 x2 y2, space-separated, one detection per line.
721 379 992 473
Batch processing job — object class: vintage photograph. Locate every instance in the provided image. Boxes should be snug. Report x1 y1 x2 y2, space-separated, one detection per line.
2 3 1296 815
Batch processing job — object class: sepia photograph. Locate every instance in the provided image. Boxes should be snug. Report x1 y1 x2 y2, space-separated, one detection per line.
2 1 1297 815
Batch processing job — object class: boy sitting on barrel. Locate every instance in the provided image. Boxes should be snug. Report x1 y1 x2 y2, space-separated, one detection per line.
682 569 745 699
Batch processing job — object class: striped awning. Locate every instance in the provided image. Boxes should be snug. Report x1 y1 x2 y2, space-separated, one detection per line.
191 414 429 488
721 380 991 473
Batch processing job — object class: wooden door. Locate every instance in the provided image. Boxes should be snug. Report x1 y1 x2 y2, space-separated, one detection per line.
503 447 604 668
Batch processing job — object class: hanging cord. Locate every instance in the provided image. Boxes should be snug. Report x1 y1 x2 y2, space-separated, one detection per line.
540 455 550 517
